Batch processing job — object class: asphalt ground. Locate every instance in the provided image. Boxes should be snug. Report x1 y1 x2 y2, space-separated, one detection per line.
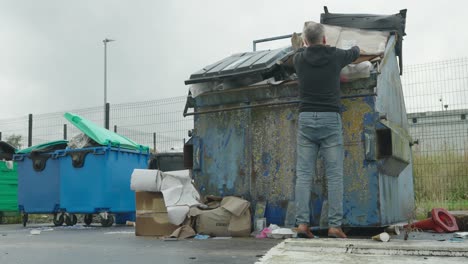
0 223 280 264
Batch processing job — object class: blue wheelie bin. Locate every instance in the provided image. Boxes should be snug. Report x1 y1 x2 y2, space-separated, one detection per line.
56 146 149 226
14 140 69 226
61 112 150 226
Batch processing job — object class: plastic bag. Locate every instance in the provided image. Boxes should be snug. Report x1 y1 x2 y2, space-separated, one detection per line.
340 61 373 82
67 133 97 149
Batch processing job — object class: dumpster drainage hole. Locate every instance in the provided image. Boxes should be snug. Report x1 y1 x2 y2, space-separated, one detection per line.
189 257 196 260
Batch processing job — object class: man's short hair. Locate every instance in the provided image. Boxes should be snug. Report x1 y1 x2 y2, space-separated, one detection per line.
303 22 325 45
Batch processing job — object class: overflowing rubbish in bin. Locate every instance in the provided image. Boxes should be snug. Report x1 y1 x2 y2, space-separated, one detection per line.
14 113 150 227
183 8 413 229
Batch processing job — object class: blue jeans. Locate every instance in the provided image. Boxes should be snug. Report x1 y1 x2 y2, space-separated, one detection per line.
295 112 344 227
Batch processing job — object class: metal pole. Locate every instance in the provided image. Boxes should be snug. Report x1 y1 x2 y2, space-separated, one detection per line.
153 133 156 154
114 125 117 133
0 132 2 141
105 103 110 130
63 124 67 140
28 114 33 147
252 34 293 51
184 93 377 117
103 38 114 128
104 40 107 121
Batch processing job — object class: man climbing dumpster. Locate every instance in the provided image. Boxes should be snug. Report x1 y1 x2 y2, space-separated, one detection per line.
293 22 360 238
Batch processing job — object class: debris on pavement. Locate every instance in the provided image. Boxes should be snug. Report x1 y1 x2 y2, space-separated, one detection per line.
372 232 390 242
454 232 468 238
194 234 210 240
30 229 41 235
385 225 401 235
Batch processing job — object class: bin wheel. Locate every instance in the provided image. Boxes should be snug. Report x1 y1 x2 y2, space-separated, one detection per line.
22 214 28 227
53 214 64 226
84 214 93 226
71 214 78 226
65 214 73 226
100 215 114 227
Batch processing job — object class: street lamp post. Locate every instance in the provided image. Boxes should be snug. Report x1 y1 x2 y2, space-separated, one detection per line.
103 38 115 129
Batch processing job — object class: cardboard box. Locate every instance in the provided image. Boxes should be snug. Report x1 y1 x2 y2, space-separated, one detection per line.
135 191 179 236
189 196 251 237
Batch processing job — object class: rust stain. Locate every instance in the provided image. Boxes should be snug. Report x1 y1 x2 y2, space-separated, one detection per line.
341 98 372 196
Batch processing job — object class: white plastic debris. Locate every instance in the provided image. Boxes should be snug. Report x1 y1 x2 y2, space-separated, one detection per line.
30 229 41 235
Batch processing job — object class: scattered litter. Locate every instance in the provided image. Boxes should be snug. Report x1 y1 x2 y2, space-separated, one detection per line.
269 224 280 231
104 231 134 235
54 225 93 230
269 228 296 239
194 234 210 240
27 227 54 232
212 237 232 240
30 229 41 235
125 221 135 227
453 232 468 238
449 237 464 243
168 225 196 240
256 228 272 239
372 232 390 242
384 225 401 235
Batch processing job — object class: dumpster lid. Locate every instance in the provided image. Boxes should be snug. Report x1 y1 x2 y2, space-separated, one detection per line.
320 6 406 73
16 140 68 154
185 47 293 85
0 141 16 160
64 112 149 151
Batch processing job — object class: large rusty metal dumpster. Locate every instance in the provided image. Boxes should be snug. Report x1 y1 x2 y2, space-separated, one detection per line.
183 10 413 227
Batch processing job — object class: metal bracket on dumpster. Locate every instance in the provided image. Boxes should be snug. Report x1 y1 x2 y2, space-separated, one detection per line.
12 154 25 162
92 148 107 155
375 120 412 176
363 126 377 161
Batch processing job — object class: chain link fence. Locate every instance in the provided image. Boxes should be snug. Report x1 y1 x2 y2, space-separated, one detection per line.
402 58 468 215
0 96 192 153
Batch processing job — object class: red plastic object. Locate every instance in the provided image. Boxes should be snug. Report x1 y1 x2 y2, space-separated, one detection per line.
405 208 459 233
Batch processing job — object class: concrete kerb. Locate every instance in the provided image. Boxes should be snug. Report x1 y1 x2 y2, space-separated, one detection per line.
276 238 468 257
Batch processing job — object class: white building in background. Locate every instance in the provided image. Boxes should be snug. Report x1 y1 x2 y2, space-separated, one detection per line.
407 109 468 154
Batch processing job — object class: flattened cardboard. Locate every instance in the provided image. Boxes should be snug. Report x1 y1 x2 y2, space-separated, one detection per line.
220 196 250 216
135 213 179 236
135 191 166 213
135 191 179 236
190 196 252 237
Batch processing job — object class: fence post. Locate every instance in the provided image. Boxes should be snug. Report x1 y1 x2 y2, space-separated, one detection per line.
28 114 33 147
0 132 2 141
63 124 67 140
153 132 156 153
114 125 117 133
105 103 110 130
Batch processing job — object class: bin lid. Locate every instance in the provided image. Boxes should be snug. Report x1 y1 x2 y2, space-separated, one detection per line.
185 46 293 85
16 140 68 154
0 141 16 160
64 112 149 151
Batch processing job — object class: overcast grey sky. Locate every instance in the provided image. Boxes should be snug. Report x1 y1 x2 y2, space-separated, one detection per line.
0 0 466 119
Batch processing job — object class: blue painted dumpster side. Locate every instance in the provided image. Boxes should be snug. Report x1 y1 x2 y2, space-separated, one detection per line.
194 110 251 198
15 154 61 214
58 147 149 214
